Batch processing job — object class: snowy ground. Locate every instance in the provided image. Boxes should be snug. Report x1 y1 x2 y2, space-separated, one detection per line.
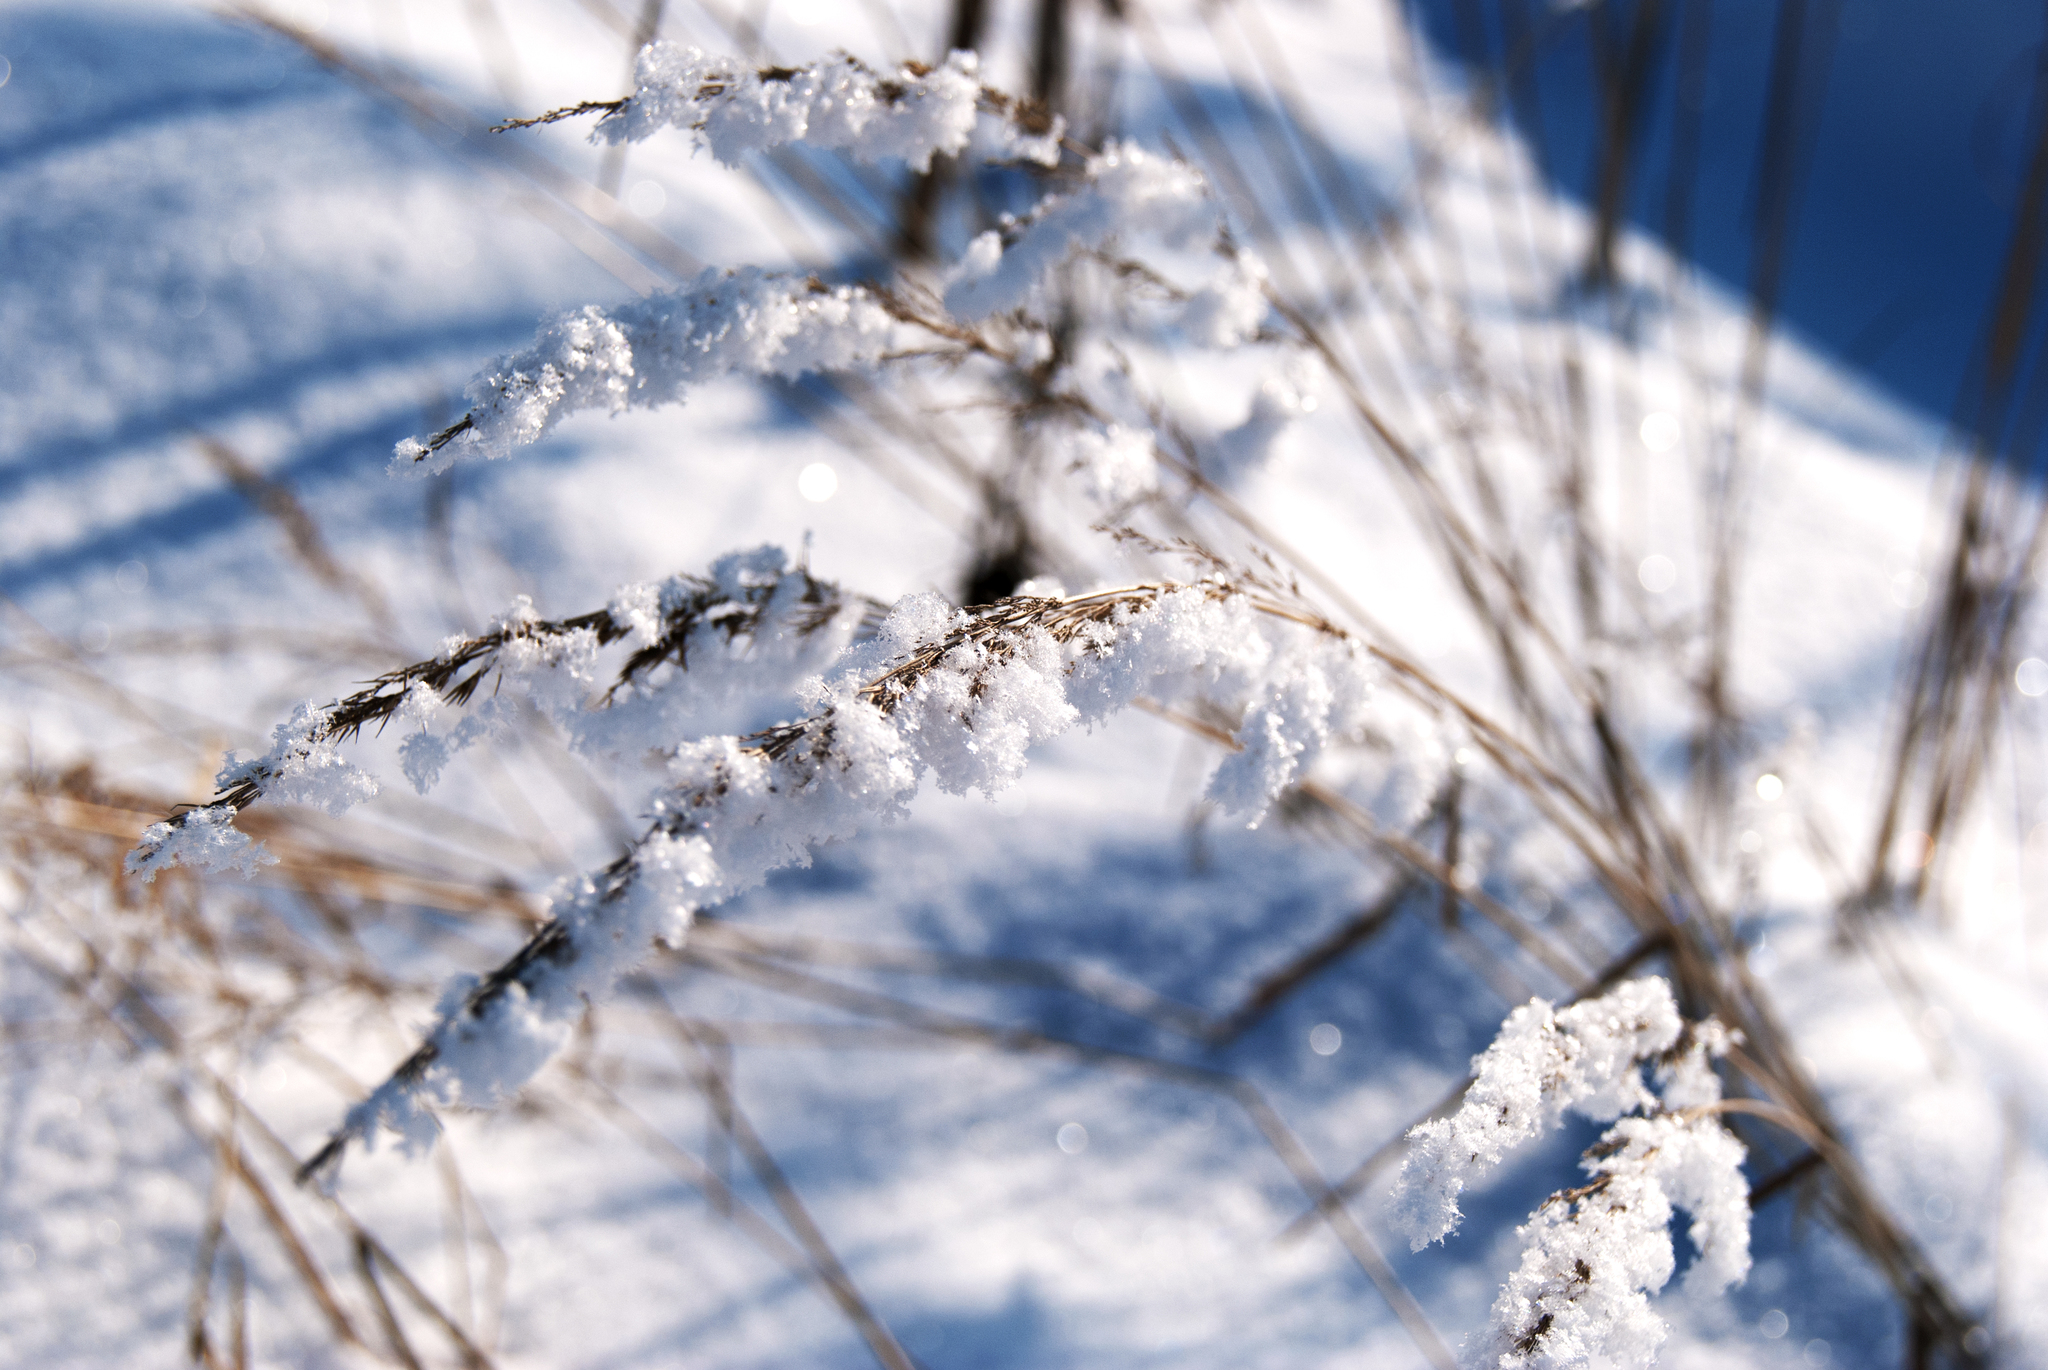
2 1 2045 1367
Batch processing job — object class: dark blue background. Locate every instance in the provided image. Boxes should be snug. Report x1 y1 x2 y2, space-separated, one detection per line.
1410 0 2048 467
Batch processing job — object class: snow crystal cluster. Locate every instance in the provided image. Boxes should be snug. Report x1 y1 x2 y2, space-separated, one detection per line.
265 572 1384 1172
1394 978 1750 1369
393 59 1304 534
127 549 860 877
394 269 903 472
403 547 857 789
127 701 376 880
125 803 273 881
125 533 1385 1179
596 45 1064 171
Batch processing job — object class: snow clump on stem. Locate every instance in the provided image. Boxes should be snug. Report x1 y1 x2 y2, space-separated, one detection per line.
297 575 1381 1185
394 269 904 472
126 549 862 876
591 45 1065 170
125 804 275 882
1394 978 1751 1369
126 701 374 881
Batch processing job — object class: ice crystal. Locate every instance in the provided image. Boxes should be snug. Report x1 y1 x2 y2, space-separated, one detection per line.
596 45 1062 171
1395 979 1750 1369
394 269 902 472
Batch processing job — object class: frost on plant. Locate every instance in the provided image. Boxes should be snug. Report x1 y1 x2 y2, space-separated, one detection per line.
1395 978 1683 1247
127 548 864 876
590 45 1064 171
394 269 904 472
125 804 274 882
1394 978 1750 1368
407 65 1287 517
55 13 2007 1368
292 574 1383 1181
127 701 375 878
399 146 1272 474
122 551 1388 1184
130 51 1362 1179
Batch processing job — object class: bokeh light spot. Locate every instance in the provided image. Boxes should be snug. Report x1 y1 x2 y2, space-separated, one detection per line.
627 179 667 218
1639 411 1681 452
798 462 838 502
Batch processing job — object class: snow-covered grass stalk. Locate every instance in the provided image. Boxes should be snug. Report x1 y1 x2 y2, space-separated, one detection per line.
1395 978 1748 1368
128 549 865 880
290 573 1378 1181
396 67 1276 498
499 44 1065 171
184 62 1332 1189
